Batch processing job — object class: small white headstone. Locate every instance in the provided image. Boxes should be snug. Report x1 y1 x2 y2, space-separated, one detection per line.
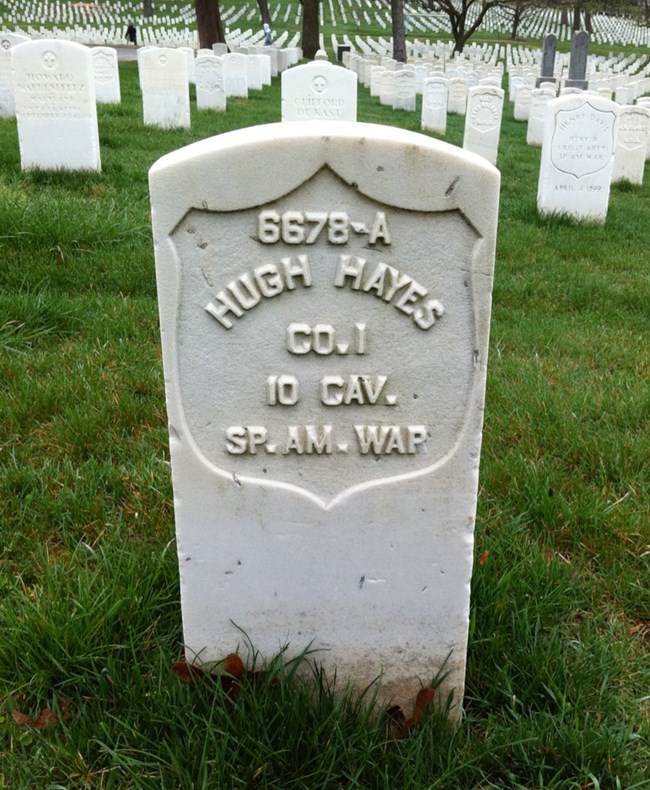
13 39 101 171
140 47 190 129
195 55 226 112
447 77 468 115
222 52 248 98
91 46 120 104
463 85 504 165
537 94 619 223
513 84 532 121
246 54 263 91
370 65 384 98
392 69 416 112
421 77 448 134
526 87 556 147
149 121 499 718
611 104 649 185
0 32 30 118
379 69 395 107
281 61 357 122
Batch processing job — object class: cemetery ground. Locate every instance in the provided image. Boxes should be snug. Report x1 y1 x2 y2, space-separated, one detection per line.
0 61 649 788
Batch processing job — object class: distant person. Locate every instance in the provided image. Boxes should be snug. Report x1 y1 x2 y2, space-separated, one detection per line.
126 23 137 46
263 22 272 46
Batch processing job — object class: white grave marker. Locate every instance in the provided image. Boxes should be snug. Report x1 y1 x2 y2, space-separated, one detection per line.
13 39 101 171
392 69 416 112
91 46 120 104
0 32 29 118
149 122 499 717
195 55 226 112
526 86 556 147
463 85 504 166
421 77 448 134
222 52 248 98
447 77 468 115
537 94 619 223
281 61 357 121
140 48 190 129
611 105 649 185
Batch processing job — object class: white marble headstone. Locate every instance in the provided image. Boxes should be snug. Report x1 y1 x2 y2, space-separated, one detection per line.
195 55 226 112
447 77 468 116
222 52 248 98
140 47 190 129
513 84 532 121
379 69 395 107
13 39 100 171
537 94 619 222
392 69 416 112
611 104 649 185
281 61 357 122
91 46 120 104
526 86 556 147
421 77 448 134
149 122 500 717
463 85 504 165
0 32 30 118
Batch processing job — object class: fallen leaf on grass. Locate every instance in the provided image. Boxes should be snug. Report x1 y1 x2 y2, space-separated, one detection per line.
478 550 490 567
173 653 276 700
386 687 436 740
13 707 58 729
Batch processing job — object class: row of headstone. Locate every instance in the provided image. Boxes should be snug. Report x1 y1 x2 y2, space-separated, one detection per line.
4 36 300 167
4 0 650 52
137 45 299 129
537 92 650 222
1 33 120 118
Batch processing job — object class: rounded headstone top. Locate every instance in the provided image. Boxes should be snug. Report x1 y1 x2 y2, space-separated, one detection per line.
314 49 329 61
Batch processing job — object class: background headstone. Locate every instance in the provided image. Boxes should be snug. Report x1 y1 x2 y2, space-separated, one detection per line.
195 54 226 112
91 46 120 104
611 104 649 185
140 47 190 129
421 77 448 134
537 34 557 89
13 39 101 171
0 32 30 117
463 85 504 165
537 94 619 222
281 61 357 121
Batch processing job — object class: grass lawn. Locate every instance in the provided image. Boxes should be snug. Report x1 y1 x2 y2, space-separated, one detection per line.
0 55 648 788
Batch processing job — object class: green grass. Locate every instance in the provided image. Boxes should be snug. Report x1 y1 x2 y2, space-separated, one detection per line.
0 58 649 788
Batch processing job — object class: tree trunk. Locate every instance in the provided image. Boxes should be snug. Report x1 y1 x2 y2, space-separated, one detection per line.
301 0 320 60
143 0 153 17
584 10 592 33
511 5 522 40
195 0 225 48
391 0 407 62
560 7 569 26
573 4 582 30
257 0 271 26
452 16 466 53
